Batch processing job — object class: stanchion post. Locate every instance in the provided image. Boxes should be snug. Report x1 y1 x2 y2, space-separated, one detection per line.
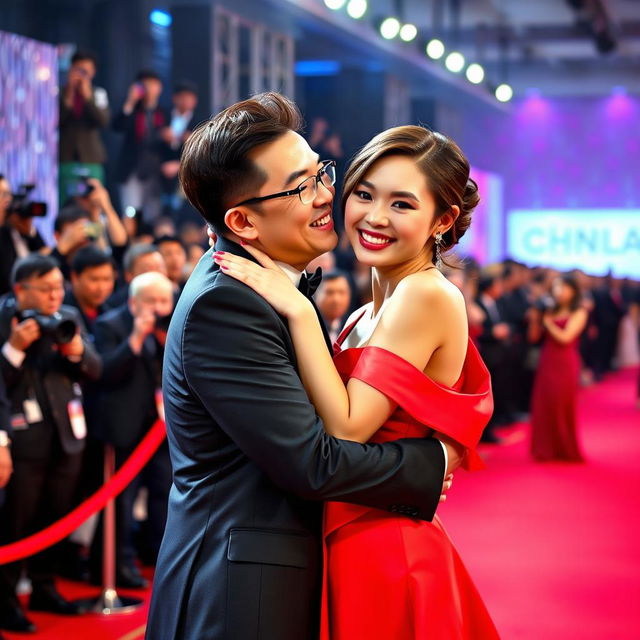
74 444 143 615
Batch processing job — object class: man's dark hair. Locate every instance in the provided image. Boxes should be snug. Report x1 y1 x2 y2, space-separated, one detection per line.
71 50 98 67
322 270 349 284
155 235 187 253
123 243 160 273
174 80 198 96
71 246 115 275
136 69 161 82
477 274 497 295
180 92 303 233
54 205 90 234
11 254 59 286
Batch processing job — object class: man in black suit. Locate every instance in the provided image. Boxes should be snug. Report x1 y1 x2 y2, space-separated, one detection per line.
0 177 47 297
315 270 352 344
64 246 116 337
0 374 9 640
92 271 174 587
0 373 11 493
476 271 511 441
113 70 167 223
147 93 457 640
0 255 101 634
158 81 198 216
591 275 626 379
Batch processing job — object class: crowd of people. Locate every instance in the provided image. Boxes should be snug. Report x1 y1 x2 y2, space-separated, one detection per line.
0 51 638 637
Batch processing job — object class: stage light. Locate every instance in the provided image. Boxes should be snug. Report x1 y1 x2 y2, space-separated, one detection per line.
495 83 513 102
150 9 172 27
465 63 484 84
324 0 346 9
346 0 367 19
36 66 51 82
399 24 418 42
426 38 445 59
380 17 401 39
295 60 341 76
444 51 465 73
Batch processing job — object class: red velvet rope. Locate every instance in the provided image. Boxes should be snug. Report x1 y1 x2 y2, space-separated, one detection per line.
0 419 166 565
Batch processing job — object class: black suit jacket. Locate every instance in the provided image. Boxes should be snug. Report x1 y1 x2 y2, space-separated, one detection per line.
0 373 9 439
146 238 446 640
475 296 509 368
0 225 46 297
0 299 101 457
112 103 168 183
92 304 162 449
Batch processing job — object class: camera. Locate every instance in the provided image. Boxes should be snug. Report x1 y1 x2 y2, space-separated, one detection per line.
74 176 95 198
17 309 77 345
533 295 555 313
69 167 95 199
8 184 47 219
84 221 103 241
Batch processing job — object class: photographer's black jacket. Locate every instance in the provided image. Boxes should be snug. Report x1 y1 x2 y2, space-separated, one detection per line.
0 225 46 297
0 298 101 455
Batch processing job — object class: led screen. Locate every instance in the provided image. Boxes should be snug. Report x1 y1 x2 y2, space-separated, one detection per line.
507 209 640 277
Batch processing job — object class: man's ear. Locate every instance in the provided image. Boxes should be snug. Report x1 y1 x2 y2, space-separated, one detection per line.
223 208 259 241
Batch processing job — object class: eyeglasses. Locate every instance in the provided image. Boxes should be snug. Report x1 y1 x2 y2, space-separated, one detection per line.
22 284 65 295
234 160 336 208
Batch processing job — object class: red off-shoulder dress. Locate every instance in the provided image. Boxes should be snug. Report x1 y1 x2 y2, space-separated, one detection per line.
319 311 500 640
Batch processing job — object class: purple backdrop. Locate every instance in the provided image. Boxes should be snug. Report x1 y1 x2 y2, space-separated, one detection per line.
0 31 58 243
457 93 640 265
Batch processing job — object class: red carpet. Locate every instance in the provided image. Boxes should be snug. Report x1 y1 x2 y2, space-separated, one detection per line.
5 368 639 639
442 367 640 639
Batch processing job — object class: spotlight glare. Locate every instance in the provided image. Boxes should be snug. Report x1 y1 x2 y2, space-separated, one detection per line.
426 39 445 60
495 83 513 102
380 17 401 39
399 23 418 42
149 9 172 27
444 51 465 73
465 63 485 84
324 0 346 9
346 0 367 19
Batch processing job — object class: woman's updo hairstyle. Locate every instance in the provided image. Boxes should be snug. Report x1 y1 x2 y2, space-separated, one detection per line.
341 126 479 264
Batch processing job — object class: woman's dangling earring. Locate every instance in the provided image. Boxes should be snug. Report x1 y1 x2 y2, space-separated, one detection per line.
434 232 443 269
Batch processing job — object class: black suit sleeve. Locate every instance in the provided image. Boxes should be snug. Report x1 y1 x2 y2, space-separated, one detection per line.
183 281 445 521
94 316 139 384
0 373 10 438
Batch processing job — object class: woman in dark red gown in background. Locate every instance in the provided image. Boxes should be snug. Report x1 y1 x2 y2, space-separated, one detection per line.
530 274 588 462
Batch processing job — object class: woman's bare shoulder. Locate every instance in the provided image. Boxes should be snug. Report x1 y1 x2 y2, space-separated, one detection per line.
393 269 466 314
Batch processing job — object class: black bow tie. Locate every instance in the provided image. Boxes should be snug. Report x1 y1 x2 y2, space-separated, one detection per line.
298 267 323 298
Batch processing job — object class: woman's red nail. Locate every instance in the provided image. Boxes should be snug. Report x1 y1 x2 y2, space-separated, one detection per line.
221 265 229 270
240 240 247 246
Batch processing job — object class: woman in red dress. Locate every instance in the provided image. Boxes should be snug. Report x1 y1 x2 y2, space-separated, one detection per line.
215 126 499 638
530 275 588 462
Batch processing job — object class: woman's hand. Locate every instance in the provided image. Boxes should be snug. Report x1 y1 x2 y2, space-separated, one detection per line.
213 244 314 319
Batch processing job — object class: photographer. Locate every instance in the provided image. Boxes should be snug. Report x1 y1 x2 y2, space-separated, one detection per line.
91 272 174 587
113 70 167 223
104 243 166 311
0 375 11 492
58 177 129 267
0 255 101 634
0 177 47 297
59 50 110 204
